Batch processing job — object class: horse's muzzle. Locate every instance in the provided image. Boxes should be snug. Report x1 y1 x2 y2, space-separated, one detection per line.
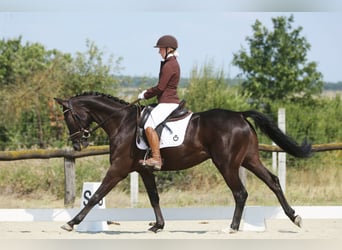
72 139 89 151
81 139 89 148
72 141 82 151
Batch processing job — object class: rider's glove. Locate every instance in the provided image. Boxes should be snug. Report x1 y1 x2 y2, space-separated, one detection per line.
138 90 147 100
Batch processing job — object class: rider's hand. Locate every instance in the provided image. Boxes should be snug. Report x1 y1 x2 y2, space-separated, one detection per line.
138 90 147 100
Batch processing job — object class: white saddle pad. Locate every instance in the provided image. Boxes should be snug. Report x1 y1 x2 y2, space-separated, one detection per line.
136 113 192 150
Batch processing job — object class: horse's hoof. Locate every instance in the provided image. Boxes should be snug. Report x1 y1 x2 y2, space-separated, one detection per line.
61 223 73 232
294 215 303 228
148 222 164 233
221 227 238 234
148 227 163 233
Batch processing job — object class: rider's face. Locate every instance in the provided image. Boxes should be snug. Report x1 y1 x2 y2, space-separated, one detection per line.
158 47 167 59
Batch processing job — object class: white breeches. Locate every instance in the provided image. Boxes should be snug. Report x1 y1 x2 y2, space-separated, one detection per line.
144 103 179 129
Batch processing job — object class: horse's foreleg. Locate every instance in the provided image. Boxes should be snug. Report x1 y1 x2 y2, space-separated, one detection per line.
61 175 124 231
139 170 165 233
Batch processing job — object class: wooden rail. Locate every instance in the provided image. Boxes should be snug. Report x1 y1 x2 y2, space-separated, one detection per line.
0 143 341 207
258 143 342 152
0 146 110 161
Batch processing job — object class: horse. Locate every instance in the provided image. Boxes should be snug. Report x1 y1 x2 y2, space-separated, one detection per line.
55 92 311 233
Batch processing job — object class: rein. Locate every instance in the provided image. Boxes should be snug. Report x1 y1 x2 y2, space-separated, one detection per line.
65 98 141 141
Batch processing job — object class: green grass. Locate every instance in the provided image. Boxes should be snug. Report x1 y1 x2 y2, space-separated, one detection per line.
0 150 341 208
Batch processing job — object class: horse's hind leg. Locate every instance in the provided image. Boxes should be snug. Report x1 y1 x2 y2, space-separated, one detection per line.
214 155 248 233
219 166 248 232
242 156 302 228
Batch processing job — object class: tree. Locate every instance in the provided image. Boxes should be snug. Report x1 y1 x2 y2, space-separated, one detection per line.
0 39 72 148
0 38 124 149
184 61 249 112
62 39 123 97
232 15 323 111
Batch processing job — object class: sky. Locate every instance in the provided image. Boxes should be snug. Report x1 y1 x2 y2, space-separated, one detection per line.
0 0 342 82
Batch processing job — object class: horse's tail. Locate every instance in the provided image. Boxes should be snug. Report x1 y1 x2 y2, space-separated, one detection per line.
242 110 312 158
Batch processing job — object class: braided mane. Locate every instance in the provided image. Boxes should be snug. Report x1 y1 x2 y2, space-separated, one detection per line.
71 91 130 105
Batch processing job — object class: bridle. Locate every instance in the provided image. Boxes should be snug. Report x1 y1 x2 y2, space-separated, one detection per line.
63 101 91 143
63 98 141 143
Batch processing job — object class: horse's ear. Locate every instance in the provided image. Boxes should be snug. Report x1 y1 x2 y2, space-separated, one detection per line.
54 98 69 108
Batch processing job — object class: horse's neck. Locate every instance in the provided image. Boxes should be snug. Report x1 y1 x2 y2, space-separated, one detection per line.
90 99 137 131
89 101 123 121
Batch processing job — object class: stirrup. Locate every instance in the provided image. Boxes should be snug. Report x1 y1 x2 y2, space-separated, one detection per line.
139 158 162 171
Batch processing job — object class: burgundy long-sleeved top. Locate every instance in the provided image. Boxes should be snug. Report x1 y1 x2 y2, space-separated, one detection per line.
144 56 180 104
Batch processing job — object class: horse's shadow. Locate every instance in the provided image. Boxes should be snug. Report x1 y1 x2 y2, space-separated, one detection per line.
76 230 208 236
278 229 298 234
76 230 145 235
163 230 207 235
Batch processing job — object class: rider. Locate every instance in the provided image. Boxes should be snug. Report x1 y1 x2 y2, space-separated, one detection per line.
138 35 181 170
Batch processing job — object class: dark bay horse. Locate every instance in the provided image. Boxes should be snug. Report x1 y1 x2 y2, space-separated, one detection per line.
55 92 311 233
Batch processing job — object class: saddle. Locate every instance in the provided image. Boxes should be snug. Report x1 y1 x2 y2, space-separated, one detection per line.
139 100 190 128
138 100 191 140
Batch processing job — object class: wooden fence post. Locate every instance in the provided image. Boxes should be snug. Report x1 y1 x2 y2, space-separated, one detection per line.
64 153 76 207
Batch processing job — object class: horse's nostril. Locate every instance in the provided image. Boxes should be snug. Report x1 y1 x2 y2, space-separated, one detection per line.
81 140 89 148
